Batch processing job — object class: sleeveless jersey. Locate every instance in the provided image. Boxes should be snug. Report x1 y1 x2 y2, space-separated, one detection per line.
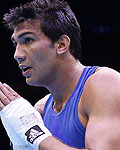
43 66 99 148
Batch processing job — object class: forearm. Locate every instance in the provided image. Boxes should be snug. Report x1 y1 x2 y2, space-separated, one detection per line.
0 84 88 150
39 136 89 150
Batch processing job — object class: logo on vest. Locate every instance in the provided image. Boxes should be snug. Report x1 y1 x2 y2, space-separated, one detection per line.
25 125 45 144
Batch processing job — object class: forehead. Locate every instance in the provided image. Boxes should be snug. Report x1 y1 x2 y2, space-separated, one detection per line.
12 21 41 38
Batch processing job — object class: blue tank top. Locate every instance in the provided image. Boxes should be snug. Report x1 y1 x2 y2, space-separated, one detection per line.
43 66 99 148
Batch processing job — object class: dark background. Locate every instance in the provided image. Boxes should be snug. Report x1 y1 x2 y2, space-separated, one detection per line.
0 0 120 149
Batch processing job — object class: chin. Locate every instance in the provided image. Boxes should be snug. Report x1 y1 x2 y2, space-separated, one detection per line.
26 77 43 87
26 78 37 87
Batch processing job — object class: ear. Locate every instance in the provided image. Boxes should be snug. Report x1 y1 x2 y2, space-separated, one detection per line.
56 35 70 55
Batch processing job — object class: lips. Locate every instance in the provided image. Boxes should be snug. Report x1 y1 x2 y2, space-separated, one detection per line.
22 67 31 72
19 65 32 77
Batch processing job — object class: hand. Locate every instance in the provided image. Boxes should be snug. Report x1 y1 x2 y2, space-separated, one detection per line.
1 117 33 150
0 83 52 150
0 83 33 150
0 82 21 110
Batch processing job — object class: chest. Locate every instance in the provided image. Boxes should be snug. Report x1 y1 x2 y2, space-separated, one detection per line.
43 98 86 148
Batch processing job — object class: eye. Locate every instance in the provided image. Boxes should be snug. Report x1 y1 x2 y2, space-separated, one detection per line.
20 37 35 45
24 37 34 44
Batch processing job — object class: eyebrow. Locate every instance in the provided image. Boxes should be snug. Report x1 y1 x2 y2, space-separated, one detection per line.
11 31 35 42
18 31 35 39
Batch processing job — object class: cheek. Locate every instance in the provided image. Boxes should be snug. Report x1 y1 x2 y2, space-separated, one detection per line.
28 40 57 76
27 46 47 66
35 43 56 64
33 50 50 67
30 51 55 78
32 41 55 61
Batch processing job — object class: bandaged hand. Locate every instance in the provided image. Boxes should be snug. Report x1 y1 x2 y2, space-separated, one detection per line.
1 116 33 150
0 83 52 150
0 83 31 150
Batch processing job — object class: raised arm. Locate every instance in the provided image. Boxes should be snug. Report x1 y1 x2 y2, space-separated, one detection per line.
0 84 88 150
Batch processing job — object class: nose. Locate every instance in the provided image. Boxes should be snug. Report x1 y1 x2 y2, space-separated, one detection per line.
14 45 26 64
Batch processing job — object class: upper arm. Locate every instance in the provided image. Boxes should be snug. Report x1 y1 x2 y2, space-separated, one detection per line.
34 94 50 116
83 68 120 149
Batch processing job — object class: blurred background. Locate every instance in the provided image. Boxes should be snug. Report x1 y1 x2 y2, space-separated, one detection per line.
0 0 120 149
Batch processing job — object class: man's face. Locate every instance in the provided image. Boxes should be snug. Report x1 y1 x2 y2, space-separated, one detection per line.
11 21 58 87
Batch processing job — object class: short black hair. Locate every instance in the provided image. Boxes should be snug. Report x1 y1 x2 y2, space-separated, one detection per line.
3 0 82 61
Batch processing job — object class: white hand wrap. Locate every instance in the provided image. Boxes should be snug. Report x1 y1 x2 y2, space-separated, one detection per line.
0 98 52 150
1 118 33 150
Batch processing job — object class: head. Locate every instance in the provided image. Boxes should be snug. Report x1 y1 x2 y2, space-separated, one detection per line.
3 0 81 61
3 0 82 87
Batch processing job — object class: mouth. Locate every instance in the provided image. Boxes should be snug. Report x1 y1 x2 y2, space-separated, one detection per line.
22 67 31 72
19 65 32 77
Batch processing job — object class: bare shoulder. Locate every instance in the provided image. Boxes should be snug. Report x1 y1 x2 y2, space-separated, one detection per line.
81 66 120 115
34 94 51 115
89 67 120 95
81 67 120 148
89 66 120 85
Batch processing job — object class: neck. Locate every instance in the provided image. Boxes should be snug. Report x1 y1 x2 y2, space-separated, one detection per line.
45 61 85 112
